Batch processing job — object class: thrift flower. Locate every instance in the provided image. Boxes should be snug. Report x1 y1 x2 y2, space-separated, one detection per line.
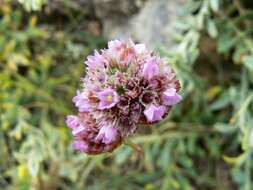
66 39 182 154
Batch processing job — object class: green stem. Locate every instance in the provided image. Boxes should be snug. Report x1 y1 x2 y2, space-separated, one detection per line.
245 155 251 190
124 139 144 156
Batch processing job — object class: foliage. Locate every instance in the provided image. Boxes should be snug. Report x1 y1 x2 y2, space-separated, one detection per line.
1 0 253 189
18 0 47 11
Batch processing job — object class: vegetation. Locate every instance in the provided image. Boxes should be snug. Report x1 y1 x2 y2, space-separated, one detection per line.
1 0 253 189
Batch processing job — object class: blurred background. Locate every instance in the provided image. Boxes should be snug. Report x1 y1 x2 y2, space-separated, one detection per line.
1 0 253 189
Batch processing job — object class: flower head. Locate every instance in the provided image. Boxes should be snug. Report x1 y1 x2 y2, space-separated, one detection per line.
66 39 182 154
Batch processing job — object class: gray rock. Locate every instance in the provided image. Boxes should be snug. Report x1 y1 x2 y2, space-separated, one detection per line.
94 0 147 18
93 0 185 48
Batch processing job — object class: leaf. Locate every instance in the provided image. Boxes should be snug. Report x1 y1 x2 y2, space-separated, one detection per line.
210 90 231 111
232 44 247 64
59 163 78 181
158 143 172 169
223 152 249 166
115 147 132 165
18 0 47 11
27 157 40 177
18 164 29 179
209 0 219 12
206 86 222 100
178 155 193 169
242 55 253 71
249 128 253 148
171 178 180 189
207 20 218 38
218 33 238 53
214 123 237 134
241 127 253 151
196 14 204 30
136 172 163 184
232 167 246 184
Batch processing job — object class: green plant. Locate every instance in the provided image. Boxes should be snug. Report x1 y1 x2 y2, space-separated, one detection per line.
1 0 253 189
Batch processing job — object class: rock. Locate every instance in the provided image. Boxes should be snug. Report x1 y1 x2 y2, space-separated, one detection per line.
94 0 147 18
93 0 185 48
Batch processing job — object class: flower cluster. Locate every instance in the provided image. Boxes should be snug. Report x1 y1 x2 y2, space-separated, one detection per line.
66 40 182 154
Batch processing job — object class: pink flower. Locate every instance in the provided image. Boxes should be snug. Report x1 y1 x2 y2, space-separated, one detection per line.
65 115 80 129
72 140 89 152
72 91 90 112
144 104 166 122
134 43 146 54
95 125 118 144
97 88 119 110
66 39 182 154
120 47 136 63
143 59 159 79
65 115 87 136
68 113 122 154
85 50 105 68
72 124 87 137
108 40 125 52
162 88 182 106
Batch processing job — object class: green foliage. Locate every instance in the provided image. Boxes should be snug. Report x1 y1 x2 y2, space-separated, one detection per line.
18 0 47 11
1 0 253 189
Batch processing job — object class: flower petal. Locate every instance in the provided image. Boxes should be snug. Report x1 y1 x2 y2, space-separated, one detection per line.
134 43 146 54
143 59 159 79
84 50 105 68
95 125 118 144
162 88 182 106
65 115 80 129
97 88 119 110
72 91 90 112
72 140 89 152
144 104 166 122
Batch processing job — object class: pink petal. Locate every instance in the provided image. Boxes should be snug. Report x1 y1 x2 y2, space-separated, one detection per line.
95 125 118 144
108 40 124 52
162 88 182 106
144 104 166 122
84 50 105 68
97 88 119 110
72 140 89 152
143 59 159 79
72 91 90 112
134 43 146 54
65 115 80 129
